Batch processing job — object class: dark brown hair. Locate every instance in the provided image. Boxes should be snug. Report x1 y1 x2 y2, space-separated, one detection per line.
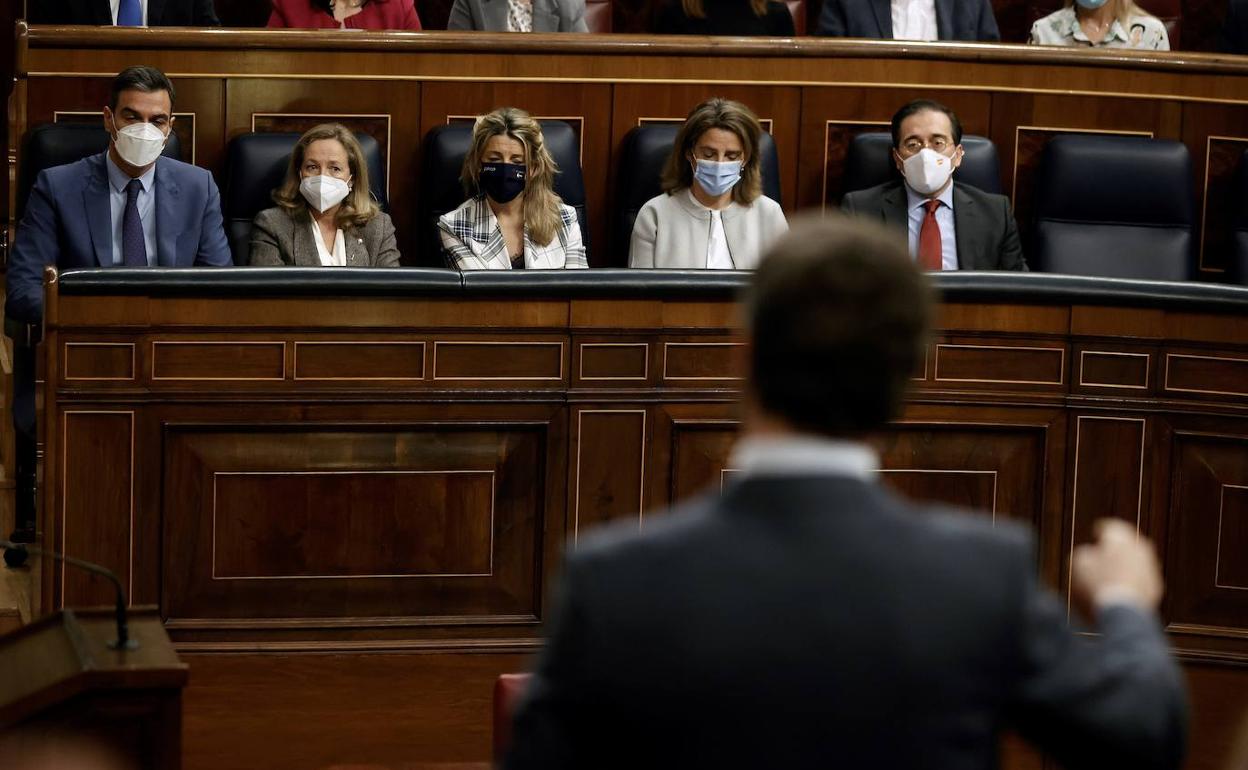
109 66 175 112
661 98 764 206
746 214 933 436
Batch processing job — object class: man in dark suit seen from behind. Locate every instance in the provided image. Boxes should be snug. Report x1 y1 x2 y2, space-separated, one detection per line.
28 0 220 26
816 0 998 39
842 99 1025 271
6 65 232 323
505 216 1186 770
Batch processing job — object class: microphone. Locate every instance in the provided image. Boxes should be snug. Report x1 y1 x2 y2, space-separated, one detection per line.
0 540 138 651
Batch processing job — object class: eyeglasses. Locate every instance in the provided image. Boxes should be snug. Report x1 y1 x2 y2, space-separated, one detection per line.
901 137 952 154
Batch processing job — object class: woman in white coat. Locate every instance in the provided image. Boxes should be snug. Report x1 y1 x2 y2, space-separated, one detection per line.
629 98 788 270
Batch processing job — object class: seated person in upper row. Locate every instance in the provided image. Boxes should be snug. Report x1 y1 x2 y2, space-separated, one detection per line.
28 0 220 25
448 0 587 31
655 0 795 36
816 0 998 40
249 124 400 267
6 66 231 322
630 98 788 269
439 108 587 269
841 99 1025 271
1029 0 1168 49
268 0 423 29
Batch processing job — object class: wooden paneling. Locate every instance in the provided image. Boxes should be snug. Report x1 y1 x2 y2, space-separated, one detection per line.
63 342 135 381
432 340 565 382
571 408 646 538
574 341 649 383
661 339 745 383
60 411 133 607
932 340 1066 388
1165 351 1248 398
1076 348 1151 391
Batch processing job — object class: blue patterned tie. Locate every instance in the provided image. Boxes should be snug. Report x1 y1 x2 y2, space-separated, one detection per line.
117 0 142 25
122 179 147 267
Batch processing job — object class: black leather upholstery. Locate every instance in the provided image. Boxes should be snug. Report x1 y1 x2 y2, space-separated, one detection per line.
840 132 1002 198
1032 135 1194 281
1231 150 1248 285
222 132 388 266
418 120 589 268
54 268 1248 313
612 124 783 267
17 122 182 219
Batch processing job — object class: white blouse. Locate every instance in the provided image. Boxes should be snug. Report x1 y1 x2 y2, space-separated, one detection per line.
310 221 346 267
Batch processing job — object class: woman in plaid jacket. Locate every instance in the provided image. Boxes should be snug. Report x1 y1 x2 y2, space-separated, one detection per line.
438 108 587 270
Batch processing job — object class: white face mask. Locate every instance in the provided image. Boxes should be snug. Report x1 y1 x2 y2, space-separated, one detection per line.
300 175 351 213
112 121 168 168
901 148 956 196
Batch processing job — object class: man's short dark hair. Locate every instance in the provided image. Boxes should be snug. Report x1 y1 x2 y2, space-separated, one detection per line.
746 215 932 437
890 99 963 148
109 66 176 112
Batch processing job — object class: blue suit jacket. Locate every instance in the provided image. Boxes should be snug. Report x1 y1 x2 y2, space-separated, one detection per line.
815 0 999 40
6 152 233 322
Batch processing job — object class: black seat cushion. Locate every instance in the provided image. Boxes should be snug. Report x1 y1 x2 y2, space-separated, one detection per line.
612 124 782 266
418 120 588 268
18 122 182 219
222 131 387 265
841 132 1002 198
1032 134 1194 281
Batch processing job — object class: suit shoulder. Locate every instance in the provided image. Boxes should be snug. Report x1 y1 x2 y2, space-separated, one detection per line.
844 180 898 205
252 206 290 227
953 181 1008 205
569 494 718 569
40 154 100 187
911 502 1032 561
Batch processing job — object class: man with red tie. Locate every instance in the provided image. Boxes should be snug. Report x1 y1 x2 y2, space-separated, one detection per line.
28 0 221 26
842 99 1026 271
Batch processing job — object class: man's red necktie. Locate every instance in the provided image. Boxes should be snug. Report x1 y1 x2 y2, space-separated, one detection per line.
918 199 942 271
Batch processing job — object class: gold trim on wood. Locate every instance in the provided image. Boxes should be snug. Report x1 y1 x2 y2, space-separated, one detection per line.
210 469 496 580
879 468 1000 520
1077 349 1150 390
1164 352 1248 397
292 340 426 381
60 410 136 607
431 340 566 381
661 342 745 382
150 340 288 381
1066 415 1147 609
62 342 136 382
250 112 393 200
577 342 649 382
933 343 1066 386
1199 134 1248 273
821 119 890 211
1215 484 1248 591
573 409 646 541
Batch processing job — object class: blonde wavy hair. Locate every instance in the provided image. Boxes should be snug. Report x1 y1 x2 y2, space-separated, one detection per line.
681 0 767 17
273 123 379 229
1062 0 1155 30
460 107 564 248
662 98 764 207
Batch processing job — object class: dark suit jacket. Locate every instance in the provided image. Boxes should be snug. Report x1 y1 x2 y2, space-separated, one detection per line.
842 180 1026 271
28 0 221 25
816 0 998 39
6 152 232 322
1222 0 1248 53
248 206 401 267
506 475 1187 770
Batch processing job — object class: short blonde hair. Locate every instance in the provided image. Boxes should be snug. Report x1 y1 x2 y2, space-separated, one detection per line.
661 98 764 206
273 123 379 229
460 107 564 247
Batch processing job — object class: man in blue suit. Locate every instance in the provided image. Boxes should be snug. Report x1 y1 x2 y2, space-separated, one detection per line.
6 65 232 323
815 0 999 40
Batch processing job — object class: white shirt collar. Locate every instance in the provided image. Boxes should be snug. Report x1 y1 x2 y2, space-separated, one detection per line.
105 152 157 195
904 178 955 212
728 435 879 480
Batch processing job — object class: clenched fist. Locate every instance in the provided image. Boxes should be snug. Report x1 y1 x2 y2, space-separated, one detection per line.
1072 519 1164 612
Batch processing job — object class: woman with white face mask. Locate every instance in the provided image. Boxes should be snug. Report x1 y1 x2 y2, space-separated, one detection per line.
249 123 400 267
1028 0 1168 49
629 98 787 270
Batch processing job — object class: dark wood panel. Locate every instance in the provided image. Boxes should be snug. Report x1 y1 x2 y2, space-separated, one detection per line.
151 341 286 381
571 408 646 538
1077 348 1151 390
61 411 133 607
1179 102 1248 276
933 341 1065 387
1166 430 1248 634
293 341 426 381
576 341 649 382
1166 352 1248 398
181 652 528 770
63 342 135 381
662 340 745 383
162 424 545 622
433 341 564 381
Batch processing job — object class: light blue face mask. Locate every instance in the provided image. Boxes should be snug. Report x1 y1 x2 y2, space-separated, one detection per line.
693 159 743 197
1074 0 1109 10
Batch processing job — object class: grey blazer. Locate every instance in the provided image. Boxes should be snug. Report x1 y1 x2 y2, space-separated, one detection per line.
841 180 1026 271
248 207 401 267
447 0 588 31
